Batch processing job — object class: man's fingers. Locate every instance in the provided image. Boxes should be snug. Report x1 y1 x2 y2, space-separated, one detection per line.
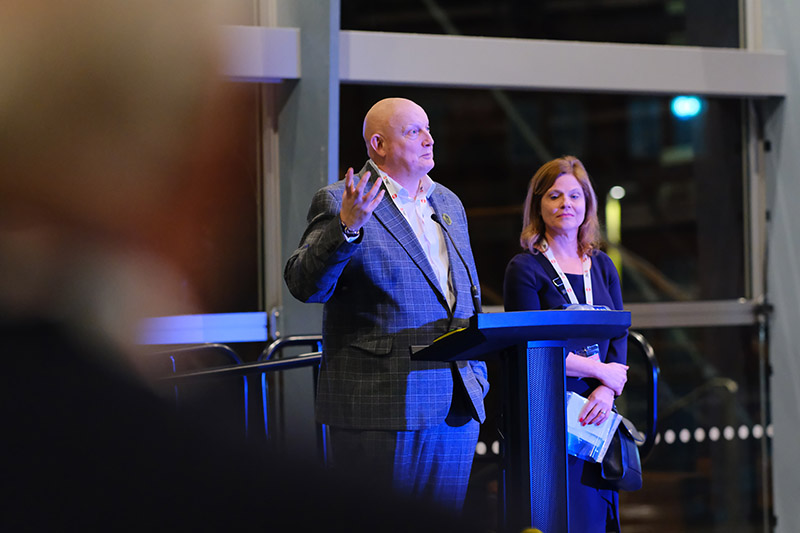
344 167 355 191
365 175 384 201
356 170 371 194
368 189 385 210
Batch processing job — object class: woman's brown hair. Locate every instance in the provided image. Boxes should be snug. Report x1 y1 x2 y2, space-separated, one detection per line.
519 155 601 257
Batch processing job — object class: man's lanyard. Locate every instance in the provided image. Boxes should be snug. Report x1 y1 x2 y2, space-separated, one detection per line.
541 242 593 306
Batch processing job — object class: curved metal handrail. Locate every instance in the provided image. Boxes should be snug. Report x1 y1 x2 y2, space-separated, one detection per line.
148 343 249 435
628 330 660 460
148 343 244 365
259 335 323 361
156 351 322 382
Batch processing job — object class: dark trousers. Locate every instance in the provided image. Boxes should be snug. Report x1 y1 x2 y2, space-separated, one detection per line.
328 405 480 514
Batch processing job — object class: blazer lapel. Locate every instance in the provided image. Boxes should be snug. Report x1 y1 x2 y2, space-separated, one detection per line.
359 163 449 311
428 192 471 315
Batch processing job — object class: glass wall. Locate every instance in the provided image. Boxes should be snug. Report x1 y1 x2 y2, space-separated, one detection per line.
342 0 740 47
340 86 747 306
620 326 770 531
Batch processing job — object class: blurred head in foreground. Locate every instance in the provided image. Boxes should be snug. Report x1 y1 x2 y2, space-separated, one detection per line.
0 4 487 531
0 0 244 355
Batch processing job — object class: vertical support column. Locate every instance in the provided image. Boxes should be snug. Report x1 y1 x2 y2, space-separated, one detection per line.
262 0 340 459
274 0 340 337
762 1 799 531
502 341 569 532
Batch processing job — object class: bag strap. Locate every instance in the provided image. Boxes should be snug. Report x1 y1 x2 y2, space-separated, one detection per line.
617 413 646 446
531 251 570 304
535 249 646 446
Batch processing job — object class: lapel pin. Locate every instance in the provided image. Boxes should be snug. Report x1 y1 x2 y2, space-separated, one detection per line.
442 213 452 225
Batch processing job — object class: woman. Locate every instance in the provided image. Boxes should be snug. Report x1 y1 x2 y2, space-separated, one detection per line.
503 156 629 532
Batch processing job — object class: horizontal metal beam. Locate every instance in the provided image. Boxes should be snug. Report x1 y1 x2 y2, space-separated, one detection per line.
220 26 299 82
625 300 763 329
485 299 763 329
339 30 786 97
220 26 786 97
139 299 761 345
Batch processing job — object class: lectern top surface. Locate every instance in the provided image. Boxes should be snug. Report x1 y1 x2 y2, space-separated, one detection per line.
412 309 631 362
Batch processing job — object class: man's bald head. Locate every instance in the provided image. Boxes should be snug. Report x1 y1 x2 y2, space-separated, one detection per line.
361 98 434 189
363 98 404 146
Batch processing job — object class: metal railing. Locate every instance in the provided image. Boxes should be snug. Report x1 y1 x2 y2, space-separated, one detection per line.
154 336 324 457
152 332 659 463
627 330 660 461
260 335 322 361
150 343 250 435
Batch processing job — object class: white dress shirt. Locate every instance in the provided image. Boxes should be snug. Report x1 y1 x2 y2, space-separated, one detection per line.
372 165 454 310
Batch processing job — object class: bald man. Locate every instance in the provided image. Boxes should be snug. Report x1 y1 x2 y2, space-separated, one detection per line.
285 98 489 513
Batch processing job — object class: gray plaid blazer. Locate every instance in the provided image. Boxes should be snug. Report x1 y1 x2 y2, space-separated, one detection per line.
284 161 489 430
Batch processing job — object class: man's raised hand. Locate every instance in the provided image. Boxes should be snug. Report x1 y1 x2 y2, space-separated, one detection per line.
340 168 385 231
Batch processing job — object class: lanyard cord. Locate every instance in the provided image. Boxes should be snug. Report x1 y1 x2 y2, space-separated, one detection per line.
541 241 593 306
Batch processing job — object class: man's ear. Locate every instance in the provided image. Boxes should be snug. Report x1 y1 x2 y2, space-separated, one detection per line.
369 134 385 156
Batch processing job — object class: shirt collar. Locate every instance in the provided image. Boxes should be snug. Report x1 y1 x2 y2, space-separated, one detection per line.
370 160 436 202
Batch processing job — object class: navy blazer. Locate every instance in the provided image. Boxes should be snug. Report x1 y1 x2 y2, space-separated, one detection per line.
285 161 489 431
504 250 627 397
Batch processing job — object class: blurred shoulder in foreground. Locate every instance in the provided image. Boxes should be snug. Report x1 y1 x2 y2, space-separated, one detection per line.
0 1 481 531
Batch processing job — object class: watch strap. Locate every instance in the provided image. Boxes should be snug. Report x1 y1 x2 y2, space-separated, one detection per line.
340 219 360 238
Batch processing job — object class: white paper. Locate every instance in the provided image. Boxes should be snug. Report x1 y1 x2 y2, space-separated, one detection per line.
565 391 622 463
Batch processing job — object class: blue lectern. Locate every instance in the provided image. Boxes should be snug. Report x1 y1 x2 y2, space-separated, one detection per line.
411 310 631 533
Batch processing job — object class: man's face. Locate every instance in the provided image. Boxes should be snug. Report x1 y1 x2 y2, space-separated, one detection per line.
380 101 434 181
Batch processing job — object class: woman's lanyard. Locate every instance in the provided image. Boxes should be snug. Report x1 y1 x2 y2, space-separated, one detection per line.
541 242 593 306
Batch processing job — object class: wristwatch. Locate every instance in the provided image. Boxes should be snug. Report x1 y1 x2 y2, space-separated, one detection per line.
340 219 360 238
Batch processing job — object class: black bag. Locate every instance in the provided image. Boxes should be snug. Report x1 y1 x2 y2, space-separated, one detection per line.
601 414 645 491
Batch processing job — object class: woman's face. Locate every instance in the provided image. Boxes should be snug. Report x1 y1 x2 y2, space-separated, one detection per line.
540 173 586 237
